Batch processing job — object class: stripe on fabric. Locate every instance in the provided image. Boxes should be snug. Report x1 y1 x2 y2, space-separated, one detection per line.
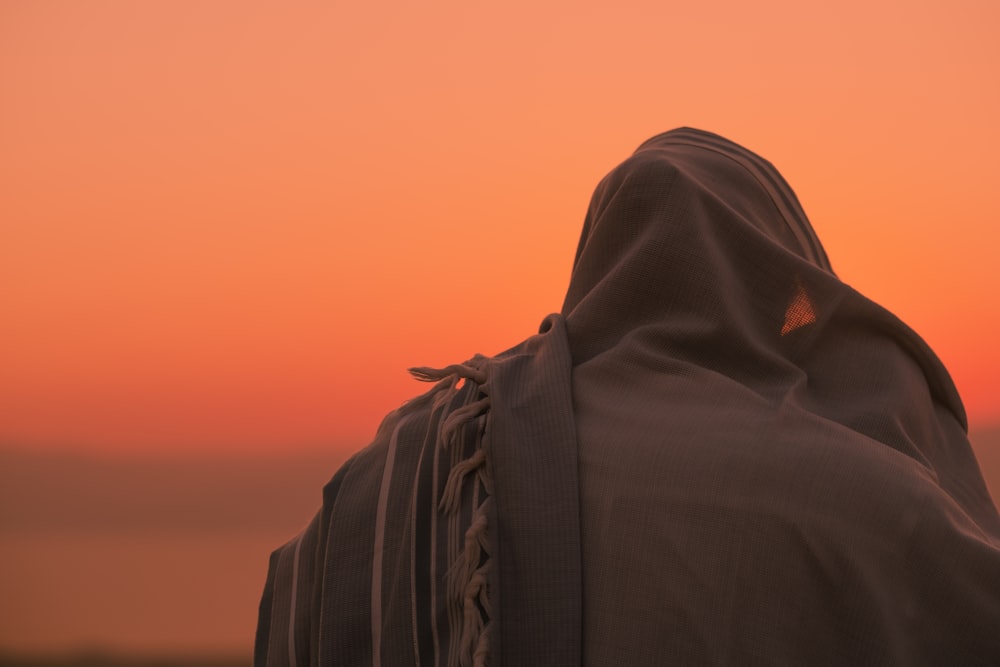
287 535 302 667
372 416 410 667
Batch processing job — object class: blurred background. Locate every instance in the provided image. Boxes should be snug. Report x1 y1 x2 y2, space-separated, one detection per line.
2 0 998 662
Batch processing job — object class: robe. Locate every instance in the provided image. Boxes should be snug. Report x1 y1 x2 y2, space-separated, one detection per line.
256 127 1000 666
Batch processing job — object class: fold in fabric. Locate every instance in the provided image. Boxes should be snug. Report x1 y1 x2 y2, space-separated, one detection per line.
255 317 581 667
256 128 1000 666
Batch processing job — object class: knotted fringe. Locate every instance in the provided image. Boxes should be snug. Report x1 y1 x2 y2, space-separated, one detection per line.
444 493 492 667
410 364 488 387
438 447 486 515
409 361 494 667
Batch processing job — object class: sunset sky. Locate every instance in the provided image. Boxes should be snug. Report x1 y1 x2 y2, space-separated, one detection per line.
1 0 999 656
3 0 999 457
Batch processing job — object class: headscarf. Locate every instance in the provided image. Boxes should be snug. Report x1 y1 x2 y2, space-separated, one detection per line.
255 128 1000 666
567 127 1000 664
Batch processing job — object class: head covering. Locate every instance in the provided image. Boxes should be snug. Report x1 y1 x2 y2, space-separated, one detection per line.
255 128 1000 667
567 128 1000 664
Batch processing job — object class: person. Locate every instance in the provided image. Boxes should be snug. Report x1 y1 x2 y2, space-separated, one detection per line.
254 128 1000 666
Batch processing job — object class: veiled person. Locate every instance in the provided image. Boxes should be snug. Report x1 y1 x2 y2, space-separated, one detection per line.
255 128 1000 666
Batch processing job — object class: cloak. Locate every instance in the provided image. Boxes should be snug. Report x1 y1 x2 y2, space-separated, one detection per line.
255 128 1000 666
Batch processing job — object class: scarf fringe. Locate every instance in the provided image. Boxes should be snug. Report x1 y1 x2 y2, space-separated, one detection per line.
414 360 494 667
441 399 491 449
439 447 487 514
409 363 488 386
446 500 493 667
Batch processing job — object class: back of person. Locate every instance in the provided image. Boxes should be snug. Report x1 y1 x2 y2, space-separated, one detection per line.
256 128 1000 666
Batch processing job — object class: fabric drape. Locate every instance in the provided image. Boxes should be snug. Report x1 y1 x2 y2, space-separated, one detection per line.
255 127 1000 666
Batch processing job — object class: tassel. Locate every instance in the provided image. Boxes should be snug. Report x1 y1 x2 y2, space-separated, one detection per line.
459 563 491 667
409 364 487 386
413 355 494 667
441 398 491 449
472 624 490 667
439 448 487 514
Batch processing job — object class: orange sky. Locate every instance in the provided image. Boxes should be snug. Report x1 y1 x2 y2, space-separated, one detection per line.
2 0 999 458
2 1 1000 658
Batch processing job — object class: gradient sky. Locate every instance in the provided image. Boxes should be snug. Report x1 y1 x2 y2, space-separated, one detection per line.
2 1 999 658
2 0 998 459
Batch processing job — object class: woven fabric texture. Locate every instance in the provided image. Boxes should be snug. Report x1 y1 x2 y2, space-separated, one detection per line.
255 128 1000 666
